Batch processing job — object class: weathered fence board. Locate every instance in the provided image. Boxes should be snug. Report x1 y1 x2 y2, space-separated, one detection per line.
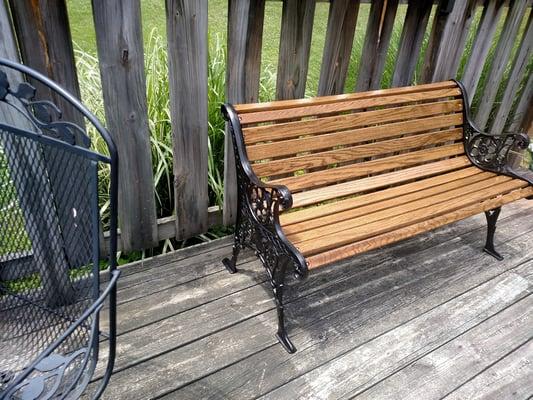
166 0 209 239
490 13 533 134
391 0 433 87
475 0 529 130
276 0 317 100
509 73 533 133
461 0 506 99
92 0 158 252
318 0 360 95
223 0 266 225
356 0 399 91
423 0 478 82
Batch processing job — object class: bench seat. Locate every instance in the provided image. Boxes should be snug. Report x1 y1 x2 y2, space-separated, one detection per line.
221 80 532 353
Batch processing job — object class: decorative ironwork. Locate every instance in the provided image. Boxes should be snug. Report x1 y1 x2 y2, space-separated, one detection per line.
0 58 119 399
222 103 307 353
453 79 533 186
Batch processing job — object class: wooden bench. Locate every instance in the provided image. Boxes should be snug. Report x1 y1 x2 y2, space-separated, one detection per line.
221 80 533 353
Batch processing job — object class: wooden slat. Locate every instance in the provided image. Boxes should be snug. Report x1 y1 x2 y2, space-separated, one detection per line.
290 155 470 208
248 113 463 163
234 80 457 113
280 167 483 226
508 72 533 132
223 0 266 225
166 0 209 238
298 179 529 257
355 0 399 91
475 0 529 130
391 0 433 87
92 0 158 251
276 0 316 100
275 143 465 193
318 0 360 96
289 175 513 244
490 13 533 135
244 99 463 145
461 0 506 100
424 0 478 82
307 186 533 268
283 171 497 236
239 87 462 124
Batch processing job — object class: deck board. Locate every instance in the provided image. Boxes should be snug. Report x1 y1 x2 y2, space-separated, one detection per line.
90 200 533 399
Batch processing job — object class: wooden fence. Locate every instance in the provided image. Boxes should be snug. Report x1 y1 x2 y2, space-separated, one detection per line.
0 0 531 253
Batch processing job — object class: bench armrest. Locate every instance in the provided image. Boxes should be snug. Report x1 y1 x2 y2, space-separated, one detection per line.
454 80 532 185
222 103 308 278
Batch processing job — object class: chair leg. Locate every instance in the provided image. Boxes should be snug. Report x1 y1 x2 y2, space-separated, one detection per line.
484 207 503 261
272 256 296 354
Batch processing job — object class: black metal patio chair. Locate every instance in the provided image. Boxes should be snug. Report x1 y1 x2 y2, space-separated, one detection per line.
0 58 119 399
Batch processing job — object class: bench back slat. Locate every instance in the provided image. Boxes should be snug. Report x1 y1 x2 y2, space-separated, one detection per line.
233 80 466 203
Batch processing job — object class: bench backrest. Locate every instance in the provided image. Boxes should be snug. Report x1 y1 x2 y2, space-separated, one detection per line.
235 81 466 208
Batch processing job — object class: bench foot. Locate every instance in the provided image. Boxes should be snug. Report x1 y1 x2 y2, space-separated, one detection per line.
222 248 239 274
276 330 296 354
484 208 503 261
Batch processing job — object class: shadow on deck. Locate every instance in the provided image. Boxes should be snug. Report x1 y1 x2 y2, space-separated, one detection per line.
93 200 533 399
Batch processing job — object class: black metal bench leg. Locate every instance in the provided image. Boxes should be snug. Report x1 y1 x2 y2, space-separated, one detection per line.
222 244 240 274
273 257 296 354
484 207 503 261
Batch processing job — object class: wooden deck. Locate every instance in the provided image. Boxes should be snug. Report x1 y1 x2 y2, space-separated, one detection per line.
92 200 533 399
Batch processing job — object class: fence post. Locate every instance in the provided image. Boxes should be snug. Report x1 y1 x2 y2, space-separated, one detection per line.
276 0 316 100
223 0 265 225
92 0 158 252
356 0 399 91
391 0 432 87
165 0 209 239
318 0 360 96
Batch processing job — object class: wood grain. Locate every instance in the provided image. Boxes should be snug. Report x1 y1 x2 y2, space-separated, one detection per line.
283 172 498 236
392 0 433 87
318 0 360 96
275 144 465 193
280 167 483 226
166 0 209 238
290 155 470 208
92 0 158 251
276 0 316 100
356 0 399 91
247 113 462 163
223 0 266 225
307 186 533 267
243 99 463 145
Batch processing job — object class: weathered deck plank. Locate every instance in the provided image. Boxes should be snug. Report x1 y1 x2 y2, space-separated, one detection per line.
91 200 532 400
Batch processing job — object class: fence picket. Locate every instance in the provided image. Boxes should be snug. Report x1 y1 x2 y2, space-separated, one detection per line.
166 0 209 239
92 0 158 251
318 0 360 96
356 0 399 91
276 0 316 100
223 0 266 225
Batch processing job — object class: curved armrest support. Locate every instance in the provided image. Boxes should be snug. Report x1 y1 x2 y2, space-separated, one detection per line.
453 79 532 185
222 104 308 278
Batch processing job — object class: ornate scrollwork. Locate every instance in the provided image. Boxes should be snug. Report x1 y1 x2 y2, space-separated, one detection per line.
0 70 90 147
464 124 530 173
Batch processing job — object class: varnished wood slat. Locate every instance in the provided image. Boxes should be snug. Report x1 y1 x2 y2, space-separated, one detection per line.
234 80 458 113
253 127 463 178
297 180 529 256
307 186 533 268
283 171 498 236
280 167 483 227
244 99 463 145
277 144 465 193
288 175 513 244
238 88 462 124
248 113 463 162
291 156 471 208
